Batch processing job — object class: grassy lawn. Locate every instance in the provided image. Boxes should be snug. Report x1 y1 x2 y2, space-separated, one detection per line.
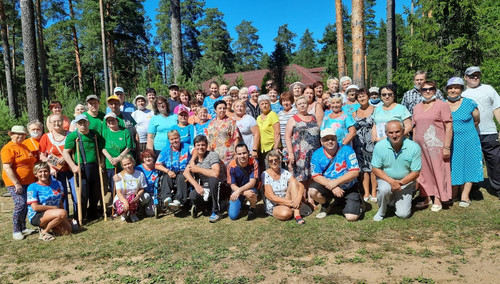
0 187 499 284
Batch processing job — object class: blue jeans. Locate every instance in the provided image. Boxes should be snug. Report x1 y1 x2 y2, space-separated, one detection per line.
228 188 257 220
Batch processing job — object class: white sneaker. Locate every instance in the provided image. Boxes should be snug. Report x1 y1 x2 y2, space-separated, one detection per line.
203 188 210 202
169 200 181 207
13 232 24 240
120 215 127 221
316 212 327 219
22 228 36 236
130 214 139 222
163 197 172 207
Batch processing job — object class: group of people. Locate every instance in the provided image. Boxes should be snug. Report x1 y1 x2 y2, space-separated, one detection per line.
2 65 499 241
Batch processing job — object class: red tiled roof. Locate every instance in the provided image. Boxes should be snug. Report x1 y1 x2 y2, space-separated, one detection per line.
201 65 325 93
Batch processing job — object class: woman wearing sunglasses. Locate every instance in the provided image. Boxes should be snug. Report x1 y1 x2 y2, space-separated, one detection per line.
412 81 453 212
371 84 412 142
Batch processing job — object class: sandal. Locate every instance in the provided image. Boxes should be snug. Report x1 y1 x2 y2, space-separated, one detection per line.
39 231 55 242
295 215 305 225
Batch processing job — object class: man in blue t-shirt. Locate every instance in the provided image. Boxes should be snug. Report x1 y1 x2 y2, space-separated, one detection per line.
371 120 421 221
227 143 259 221
309 128 361 221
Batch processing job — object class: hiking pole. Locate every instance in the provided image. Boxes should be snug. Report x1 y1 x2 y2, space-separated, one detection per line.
95 137 107 221
112 167 117 217
75 138 83 228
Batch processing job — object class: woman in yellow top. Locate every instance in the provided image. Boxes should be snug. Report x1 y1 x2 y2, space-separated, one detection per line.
256 95 280 172
1 126 37 240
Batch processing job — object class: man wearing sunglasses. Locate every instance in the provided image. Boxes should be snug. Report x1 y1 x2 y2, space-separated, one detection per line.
401 70 444 114
308 128 361 221
462 66 500 199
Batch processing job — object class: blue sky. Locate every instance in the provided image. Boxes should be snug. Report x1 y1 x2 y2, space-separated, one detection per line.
144 0 411 54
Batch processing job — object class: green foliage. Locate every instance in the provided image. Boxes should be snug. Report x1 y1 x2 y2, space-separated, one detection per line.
260 72 271 93
233 74 245 88
318 23 338 78
268 43 289 94
0 97 29 146
293 29 318 68
285 68 302 86
274 24 296 57
233 20 262 72
197 8 234 73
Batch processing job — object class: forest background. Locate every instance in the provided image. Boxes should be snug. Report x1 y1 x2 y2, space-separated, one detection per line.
0 0 499 146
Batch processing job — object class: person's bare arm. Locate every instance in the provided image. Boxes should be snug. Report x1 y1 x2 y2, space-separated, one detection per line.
315 103 325 126
31 202 59 212
285 119 295 163
62 149 78 174
442 121 453 162
250 124 260 153
342 126 356 145
272 122 280 150
403 118 412 136
472 108 480 127
263 184 292 207
2 163 22 193
146 133 155 150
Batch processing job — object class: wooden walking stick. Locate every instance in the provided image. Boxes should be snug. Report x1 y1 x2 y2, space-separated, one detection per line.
75 138 83 227
95 137 108 221
111 167 117 217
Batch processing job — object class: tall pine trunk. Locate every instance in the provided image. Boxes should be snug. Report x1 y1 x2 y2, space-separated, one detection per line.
170 0 183 83
99 0 109 97
335 0 346 78
351 0 365 87
0 0 18 117
386 0 396 83
106 1 114 90
35 0 49 101
68 0 83 92
20 0 42 122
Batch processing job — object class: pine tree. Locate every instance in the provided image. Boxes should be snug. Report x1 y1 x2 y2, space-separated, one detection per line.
293 29 318 68
170 0 183 83
318 23 338 78
268 43 289 94
352 0 365 87
233 20 262 72
273 24 296 58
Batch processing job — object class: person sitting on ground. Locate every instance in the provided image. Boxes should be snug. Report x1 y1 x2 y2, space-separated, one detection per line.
227 143 258 221
262 149 308 225
135 149 158 214
371 120 421 221
309 128 361 221
184 135 227 223
27 162 75 241
113 155 152 221
155 130 192 208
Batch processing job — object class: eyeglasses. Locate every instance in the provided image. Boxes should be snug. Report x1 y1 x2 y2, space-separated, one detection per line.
322 137 336 142
268 158 280 164
468 74 481 79
381 93 394 97
421 87 436 92
266 83 273 87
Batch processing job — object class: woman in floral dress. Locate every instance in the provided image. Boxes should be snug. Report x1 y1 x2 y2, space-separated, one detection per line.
205 100 241 166
352 88 377 202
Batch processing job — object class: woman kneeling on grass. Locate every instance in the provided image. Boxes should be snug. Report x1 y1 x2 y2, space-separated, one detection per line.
27 162 75 241
262 150 308 225
113 155 151 222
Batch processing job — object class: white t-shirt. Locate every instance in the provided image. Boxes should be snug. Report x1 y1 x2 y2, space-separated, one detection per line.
132 109 153 143
463 84 500 135
235 115 257 151
113 170 148 202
